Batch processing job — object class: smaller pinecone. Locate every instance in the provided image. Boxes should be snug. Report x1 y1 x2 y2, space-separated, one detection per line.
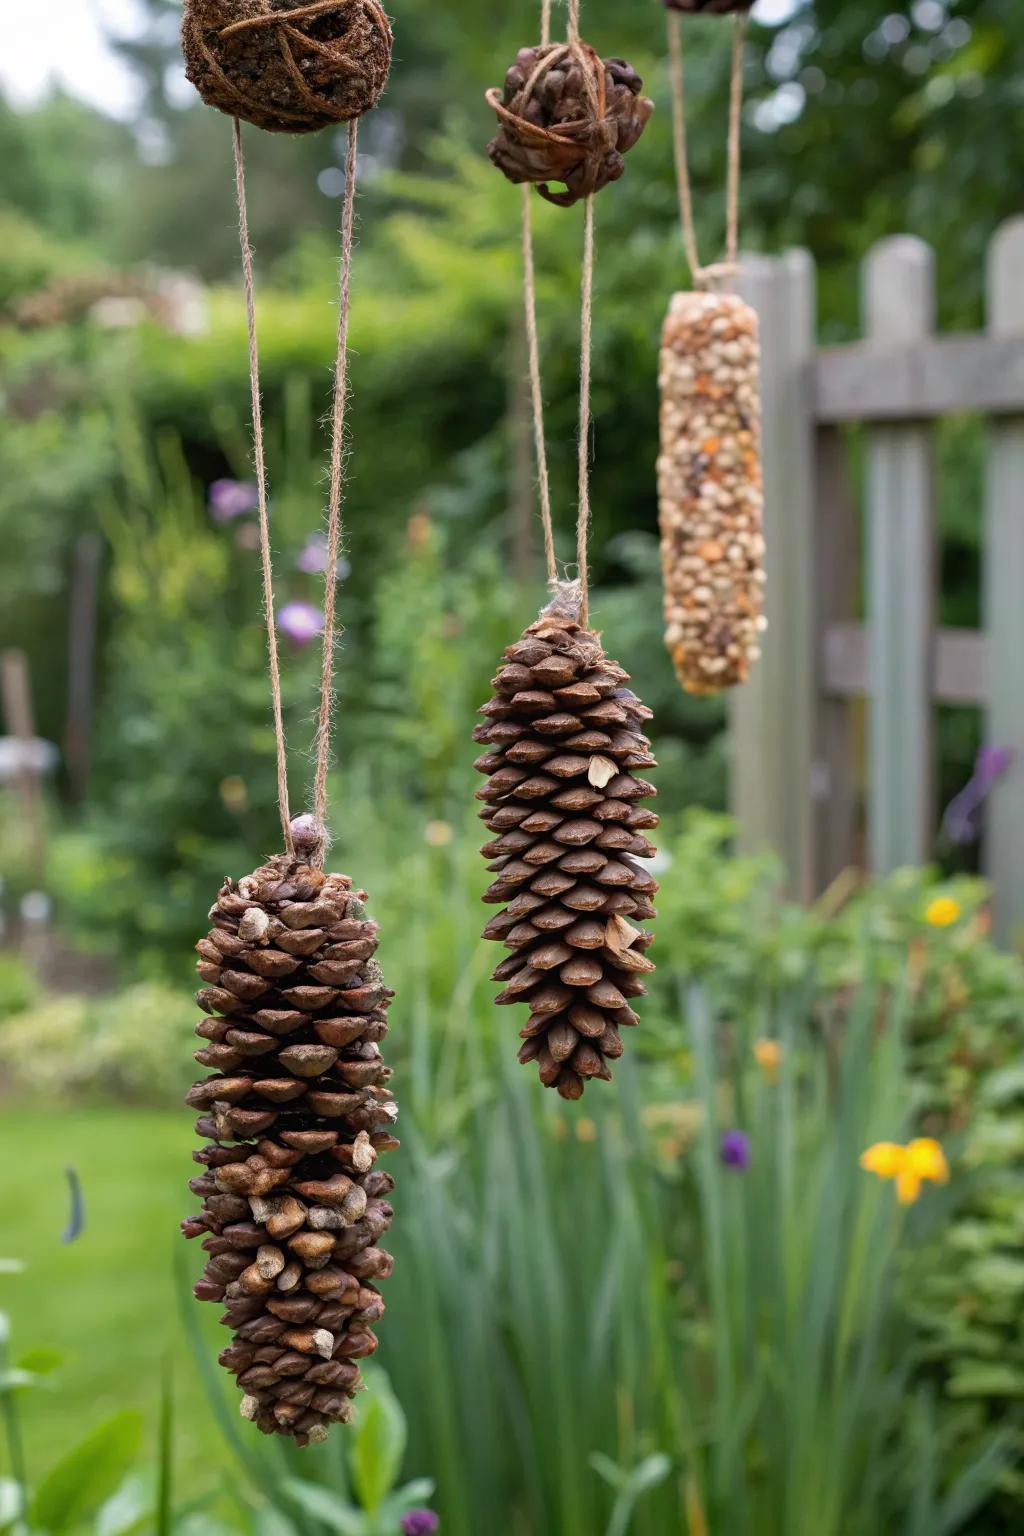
486 43 653 208
661 0 754 12
475 603 658 1099
182 0 393 134
182 848 398 1445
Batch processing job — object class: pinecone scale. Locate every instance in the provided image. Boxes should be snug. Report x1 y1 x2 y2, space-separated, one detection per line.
182 851 397 1445
475 608 658 1097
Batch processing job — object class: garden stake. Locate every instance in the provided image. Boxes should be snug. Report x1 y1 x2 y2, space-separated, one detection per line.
657 8 766 695
181 23 397 1446
477 0 660 1100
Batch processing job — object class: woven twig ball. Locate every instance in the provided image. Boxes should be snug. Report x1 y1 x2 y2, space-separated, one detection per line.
182 0 393 134
486 43 653 208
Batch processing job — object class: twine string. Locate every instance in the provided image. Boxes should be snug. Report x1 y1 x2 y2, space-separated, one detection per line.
516 0 599 626
667 9 749 289
576 195 595 628
219 0 374 38
232 116 360 859
726 11 746 270
521 188 557 586
566 0 595 627
311 118 359 860
232 118 293 853
515 0 604 629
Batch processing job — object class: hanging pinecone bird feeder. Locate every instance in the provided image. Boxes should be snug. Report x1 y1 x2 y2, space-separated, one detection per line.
486 43 654 207
475 603 658 1099
181 0 393 133
182 837 398 1445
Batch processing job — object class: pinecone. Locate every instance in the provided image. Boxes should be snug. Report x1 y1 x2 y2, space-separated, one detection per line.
661 1 754 13
181 838 397 1446
474 602 658 1098
486 43 653 208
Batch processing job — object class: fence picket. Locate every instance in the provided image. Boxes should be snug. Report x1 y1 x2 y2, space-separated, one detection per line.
731 251 817 897
984 217 1024 944
863 236 937 873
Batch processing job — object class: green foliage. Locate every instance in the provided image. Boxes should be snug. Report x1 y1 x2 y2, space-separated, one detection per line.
0 984 196 1104
30 1412 144 1536
277 1369 433 1536
0 956 37 1024
0 1274 222 1536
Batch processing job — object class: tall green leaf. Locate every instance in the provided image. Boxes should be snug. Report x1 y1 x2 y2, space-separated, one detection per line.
30 1411 142 1535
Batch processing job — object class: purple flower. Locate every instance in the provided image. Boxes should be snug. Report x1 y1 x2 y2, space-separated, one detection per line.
401 1514 440 1536
277 601 325 646
296 532 351 580
720 1130 751 1171
943 745 1015 847
208 479 259 522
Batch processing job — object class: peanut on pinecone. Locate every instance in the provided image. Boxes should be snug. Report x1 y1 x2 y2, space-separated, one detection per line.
182 845 397 1445
475 602 658 1099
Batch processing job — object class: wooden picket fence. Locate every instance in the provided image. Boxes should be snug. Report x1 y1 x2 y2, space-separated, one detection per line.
729 217 1024 943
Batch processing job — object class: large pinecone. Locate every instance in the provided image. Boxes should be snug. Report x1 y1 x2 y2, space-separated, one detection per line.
486 43 653 208
182 843 397 1445
475 605 658 1098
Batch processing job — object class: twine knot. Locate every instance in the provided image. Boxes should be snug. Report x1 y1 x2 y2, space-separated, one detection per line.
695 259 740 291
543 577 585 622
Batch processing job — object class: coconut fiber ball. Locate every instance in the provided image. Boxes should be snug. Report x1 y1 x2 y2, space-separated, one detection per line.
182 0 393 134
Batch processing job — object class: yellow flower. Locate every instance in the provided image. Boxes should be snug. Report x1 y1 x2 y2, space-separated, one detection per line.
575 1117 598 1144
753 1038 782 1083
906 1138 949 1185
860 1138 949 1206
896 1166 923 1207
860 1142 905 1179
925 896 962 928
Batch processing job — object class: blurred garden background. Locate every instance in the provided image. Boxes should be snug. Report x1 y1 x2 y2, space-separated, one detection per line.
2 1 1024 1532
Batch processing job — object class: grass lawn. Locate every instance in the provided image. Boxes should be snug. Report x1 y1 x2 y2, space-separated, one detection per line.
0 1108 228 1492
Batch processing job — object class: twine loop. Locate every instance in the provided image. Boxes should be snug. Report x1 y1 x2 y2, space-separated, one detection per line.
667 7 748 290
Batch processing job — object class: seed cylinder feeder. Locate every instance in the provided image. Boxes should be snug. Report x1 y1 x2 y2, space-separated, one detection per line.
657 289 765 695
